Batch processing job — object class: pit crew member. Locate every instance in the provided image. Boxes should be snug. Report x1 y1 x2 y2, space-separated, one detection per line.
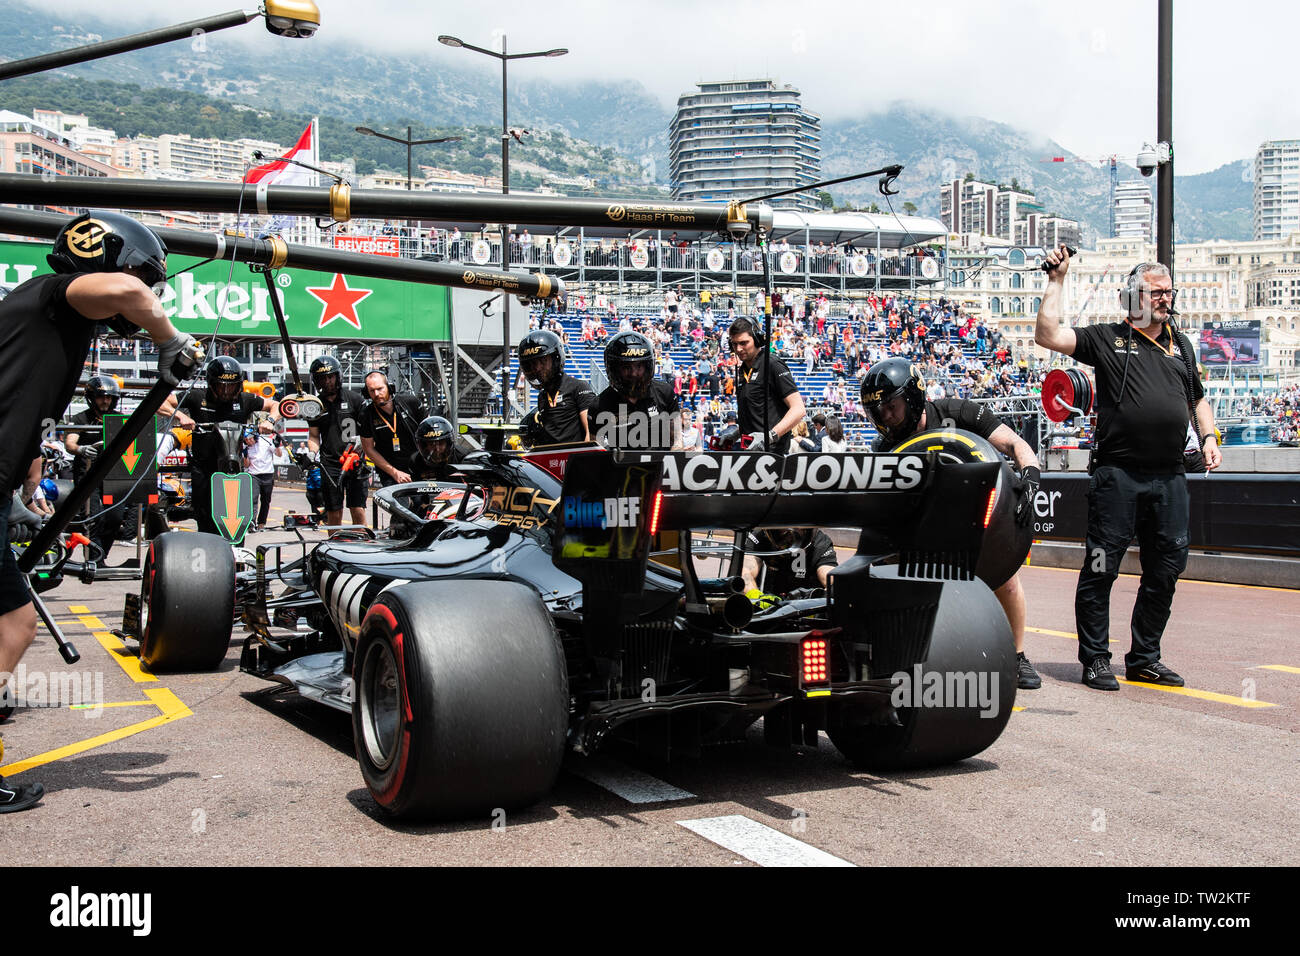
861 357 1043 690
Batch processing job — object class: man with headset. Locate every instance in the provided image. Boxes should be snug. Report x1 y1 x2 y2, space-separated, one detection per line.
728 316 805 453
357 370 425 487
1036 247 1220 691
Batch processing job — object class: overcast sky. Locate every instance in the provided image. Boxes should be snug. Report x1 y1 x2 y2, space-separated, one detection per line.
34 0 1293 174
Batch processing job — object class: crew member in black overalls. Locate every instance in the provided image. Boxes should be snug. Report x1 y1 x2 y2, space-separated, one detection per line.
728 316 805 453
741 528 839 607
1035 249 1220 691
174 357 277 535
63 375 125 564
517 329 594 444
593 330 681 451
861 357 1045 690
386 416 465 538
306 354 369 526
358 370 424 487
0 213 200 813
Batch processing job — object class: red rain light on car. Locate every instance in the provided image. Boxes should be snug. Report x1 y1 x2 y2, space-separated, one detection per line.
983 488 997 528
802 638 828 684
647 490 663 536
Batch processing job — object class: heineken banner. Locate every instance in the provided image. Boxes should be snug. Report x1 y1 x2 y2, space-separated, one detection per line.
0 239 450 343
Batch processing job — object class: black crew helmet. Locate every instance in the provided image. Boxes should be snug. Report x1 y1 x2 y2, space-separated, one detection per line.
415 415 455 466
206 356 245 402
47 212 167 289
309 354 342 397
84 375 121 414
604 330 655 402
860 357 926 444
518 329 564 391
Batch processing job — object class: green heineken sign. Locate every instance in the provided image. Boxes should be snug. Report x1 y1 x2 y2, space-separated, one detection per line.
0 239 450 343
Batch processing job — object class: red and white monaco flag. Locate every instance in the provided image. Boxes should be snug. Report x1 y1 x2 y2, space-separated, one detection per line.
244 120 317 186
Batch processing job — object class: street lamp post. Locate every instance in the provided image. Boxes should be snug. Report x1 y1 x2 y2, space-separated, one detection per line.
354 126 462 191
438 33 568 421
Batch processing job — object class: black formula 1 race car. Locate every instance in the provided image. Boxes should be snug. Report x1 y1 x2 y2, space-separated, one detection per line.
121 429 1031 820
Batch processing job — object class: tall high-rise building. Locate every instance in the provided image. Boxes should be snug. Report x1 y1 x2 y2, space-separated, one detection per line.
1113 179 1153 241
669 79 821 212
939 178 1045 241
1253 139 1300 242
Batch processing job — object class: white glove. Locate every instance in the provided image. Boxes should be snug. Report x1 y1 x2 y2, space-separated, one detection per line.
80 441 103 462
157 332 204 386
746 431 767 451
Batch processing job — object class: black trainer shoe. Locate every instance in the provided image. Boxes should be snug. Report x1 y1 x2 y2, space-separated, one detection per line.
1127 661 1185 686
0 775 44 813
1016 652 1042 690
1083 656 1119 691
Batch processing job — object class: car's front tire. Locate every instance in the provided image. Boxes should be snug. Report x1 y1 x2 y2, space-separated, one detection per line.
353 580 569 820
138 531 235 672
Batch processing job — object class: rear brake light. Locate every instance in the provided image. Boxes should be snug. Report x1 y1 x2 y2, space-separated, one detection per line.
647 490 663 536
983 488 997 528
801 637 828 685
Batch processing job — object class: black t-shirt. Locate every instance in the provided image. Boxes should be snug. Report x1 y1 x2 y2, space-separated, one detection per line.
1072 321 1203 473
0 273 92 493
736 354 799 453
179 390 264 470
746 529 838 594
358 394 424 471
308 388 368 464
872 398 1001 452
537 375 595 445
592 379 680 451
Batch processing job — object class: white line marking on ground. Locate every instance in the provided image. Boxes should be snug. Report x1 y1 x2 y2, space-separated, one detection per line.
677 815 856 867
568 758 696 803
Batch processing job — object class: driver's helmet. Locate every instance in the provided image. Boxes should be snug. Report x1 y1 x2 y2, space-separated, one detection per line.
603 330 655 402
415 415 455 466
518 329 564 392
860 357 925 445
84 375 121 415
206 356 245 403
309 354 342 398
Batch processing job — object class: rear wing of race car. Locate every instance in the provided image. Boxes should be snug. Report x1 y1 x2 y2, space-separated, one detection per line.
553 449 1005 588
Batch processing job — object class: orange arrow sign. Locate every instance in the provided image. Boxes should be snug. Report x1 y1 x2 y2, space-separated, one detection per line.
220 478 244 539
120 439 141 474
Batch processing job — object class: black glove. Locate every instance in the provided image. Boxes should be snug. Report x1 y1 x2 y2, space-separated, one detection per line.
1014 465 1041 528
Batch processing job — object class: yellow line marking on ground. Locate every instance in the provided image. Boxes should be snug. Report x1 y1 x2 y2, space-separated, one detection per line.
1026 626 1117 644
91 631 158 683
1255 664 1300 675
69 700 156 710
1116 680 1276 708
0 687 192 777
1013 706 1025 712
69 605 89 614
1023 564 1298 593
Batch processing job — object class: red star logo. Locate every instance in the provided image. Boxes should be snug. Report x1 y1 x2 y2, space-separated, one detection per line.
306 273 373 330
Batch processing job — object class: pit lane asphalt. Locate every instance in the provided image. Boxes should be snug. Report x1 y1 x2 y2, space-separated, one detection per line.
2 485 1296 867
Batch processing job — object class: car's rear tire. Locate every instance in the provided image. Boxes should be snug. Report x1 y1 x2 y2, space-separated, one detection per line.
139 531 235 672
827 575 1016 770
353 580 569 820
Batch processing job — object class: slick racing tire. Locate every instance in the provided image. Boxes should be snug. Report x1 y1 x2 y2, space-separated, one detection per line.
890 428 1032 590
353 580 569 820
827 574 1016 770
138 531 236 672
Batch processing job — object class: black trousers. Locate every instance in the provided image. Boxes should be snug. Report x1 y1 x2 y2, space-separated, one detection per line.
1074 465 1189 669
249 473 275 525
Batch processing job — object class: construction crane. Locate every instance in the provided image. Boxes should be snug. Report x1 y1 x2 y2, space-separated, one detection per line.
1041 154 1120 238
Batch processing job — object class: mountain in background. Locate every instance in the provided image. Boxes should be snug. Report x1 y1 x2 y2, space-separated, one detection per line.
0 2 1255 242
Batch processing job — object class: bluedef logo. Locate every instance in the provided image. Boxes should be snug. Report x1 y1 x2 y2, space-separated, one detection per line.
563 496 642 529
